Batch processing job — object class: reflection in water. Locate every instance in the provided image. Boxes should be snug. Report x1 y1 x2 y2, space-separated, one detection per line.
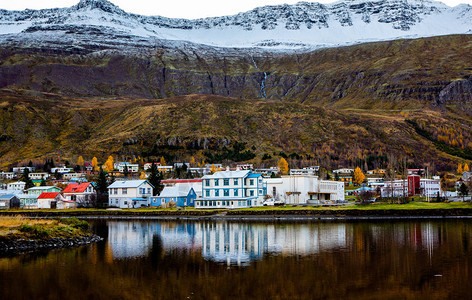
1 220 472 299
106 221 348 265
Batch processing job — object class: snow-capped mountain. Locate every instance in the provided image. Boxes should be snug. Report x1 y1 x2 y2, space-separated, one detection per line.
0 0 471 51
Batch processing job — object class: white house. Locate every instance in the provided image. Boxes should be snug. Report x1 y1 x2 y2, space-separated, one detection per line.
196 170 267 209
62 173 85 180
51 167 73 174
333 168 354 174
0 172 15 180
7 181 26 191
380 177 441 197
143 162 160 171
108 180 154 208
12 167 35 174
265 175 345 205
28 173 49 180
37 192 65 209
114 162 139 173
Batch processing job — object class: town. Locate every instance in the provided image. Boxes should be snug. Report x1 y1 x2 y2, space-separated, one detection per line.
0 156 470 210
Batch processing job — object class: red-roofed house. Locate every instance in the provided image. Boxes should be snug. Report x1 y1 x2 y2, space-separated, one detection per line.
63 182 95 207
37 192 65 209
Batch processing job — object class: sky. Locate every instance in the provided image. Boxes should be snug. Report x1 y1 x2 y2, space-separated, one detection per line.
2 0 472 19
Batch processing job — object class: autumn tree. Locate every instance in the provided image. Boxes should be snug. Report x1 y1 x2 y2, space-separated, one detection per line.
353 167 366 186
92 157 99 172
210 164 217 174
190 156 196 165
160 156 166 166
278 158 289 175
464 163 470 172
457 163 464 174
77 156 84 170
104 155 114 172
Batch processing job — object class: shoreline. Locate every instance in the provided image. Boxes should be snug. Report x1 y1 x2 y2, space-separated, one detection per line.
2 207 472 220
0 234 103 256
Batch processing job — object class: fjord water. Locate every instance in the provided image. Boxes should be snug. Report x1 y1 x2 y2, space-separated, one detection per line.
1 220 472 299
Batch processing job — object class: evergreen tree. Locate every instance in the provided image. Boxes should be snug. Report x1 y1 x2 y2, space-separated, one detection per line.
40 176 47 186
22 168 34 189
96 167 109 207
460 182 469 201
123 164 129 177
148 164 163 196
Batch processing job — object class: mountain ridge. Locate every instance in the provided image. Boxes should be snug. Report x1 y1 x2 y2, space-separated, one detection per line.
1 0 471 50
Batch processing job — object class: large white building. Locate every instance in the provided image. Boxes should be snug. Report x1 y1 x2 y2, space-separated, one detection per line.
6 181 26 191
196 170 267 209
108 180 153 208
380 177 441 198
265 175 345 205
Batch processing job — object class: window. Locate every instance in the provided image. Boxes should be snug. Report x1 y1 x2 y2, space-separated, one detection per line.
124 201 128 205
234 179 238 185
206 190 210 197
215 179 219 186
273 187 276 197
147 188 151 194
224 189 229 197
205 179 210 186
259 189 262 195
250 179 254 185
122 188 127 195
224 179 229 186
234 189 238 197
250 190 254 196
215 190 219 197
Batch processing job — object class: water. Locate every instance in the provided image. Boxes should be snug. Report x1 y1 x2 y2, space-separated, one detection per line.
1 219 472 299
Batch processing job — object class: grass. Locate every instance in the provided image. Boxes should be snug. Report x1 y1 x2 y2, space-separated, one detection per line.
0 217 91 241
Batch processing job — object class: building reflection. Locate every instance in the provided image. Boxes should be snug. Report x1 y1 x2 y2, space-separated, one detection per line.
106 221 348 265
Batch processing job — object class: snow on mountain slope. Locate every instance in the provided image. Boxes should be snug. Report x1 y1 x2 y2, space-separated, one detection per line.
0 0 471 51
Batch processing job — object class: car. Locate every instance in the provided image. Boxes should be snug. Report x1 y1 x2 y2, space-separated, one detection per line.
263 198 284 206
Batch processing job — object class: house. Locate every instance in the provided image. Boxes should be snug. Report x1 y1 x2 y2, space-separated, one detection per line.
37 192 65 209
18 194 39 209
381 176 441 197
114 162 139 173
26 186 62 196
7 181 26 191
108 180 154 208
28 173 49 180
0 172 15 180
265 175 345 205
62 173 85 180
196 170 267 209
12 167 35 174
333 168 354 174
63 182 95 207
161 179 203 198
150 187 197 208
51 167 73 174
290 168 317 176
143 162 160 171
255 167 279 177
0 194 20 209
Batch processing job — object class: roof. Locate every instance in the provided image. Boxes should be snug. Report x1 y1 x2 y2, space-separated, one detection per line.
247 173 262 178
108 180 153 189
27 186 61 191
156 186 193 198
202 170 251 179
38 192 61 199
63 182 92 193
0 194 18 200
162 179 202 184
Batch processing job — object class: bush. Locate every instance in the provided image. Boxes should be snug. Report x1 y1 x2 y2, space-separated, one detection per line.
58 217 90 231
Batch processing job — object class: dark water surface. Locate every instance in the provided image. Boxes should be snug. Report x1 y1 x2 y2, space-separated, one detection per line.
1 219 472 299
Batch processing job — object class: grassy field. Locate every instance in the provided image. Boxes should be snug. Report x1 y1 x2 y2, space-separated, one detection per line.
0 217 90 240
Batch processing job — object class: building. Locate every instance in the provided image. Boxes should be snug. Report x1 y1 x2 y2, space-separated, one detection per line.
63 182 95 206
28 173 49 180
114 162 139 173
381 176 441 197
150 187 197 208
255 168 279 177
290 168 317 176
265 175 345 205
0 172 15 180
108 180 154 208
62 173 85 180
6 181 26 191
143 162 160 171
12 167 35 174
196 170 267 209
37 192 65 209
19 194 39 209
0 194 20 209
26 186 62 196
51 167 73 174
236 164 254 170
161 179 203 198
333 168 354 174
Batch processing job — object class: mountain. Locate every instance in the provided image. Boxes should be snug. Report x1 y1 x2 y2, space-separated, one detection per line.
0 0 471 51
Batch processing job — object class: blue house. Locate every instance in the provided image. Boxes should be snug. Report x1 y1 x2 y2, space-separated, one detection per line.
150 187 197 208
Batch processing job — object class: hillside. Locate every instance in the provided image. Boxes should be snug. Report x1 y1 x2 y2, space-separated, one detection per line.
0 89 469 171
1 35 471 114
